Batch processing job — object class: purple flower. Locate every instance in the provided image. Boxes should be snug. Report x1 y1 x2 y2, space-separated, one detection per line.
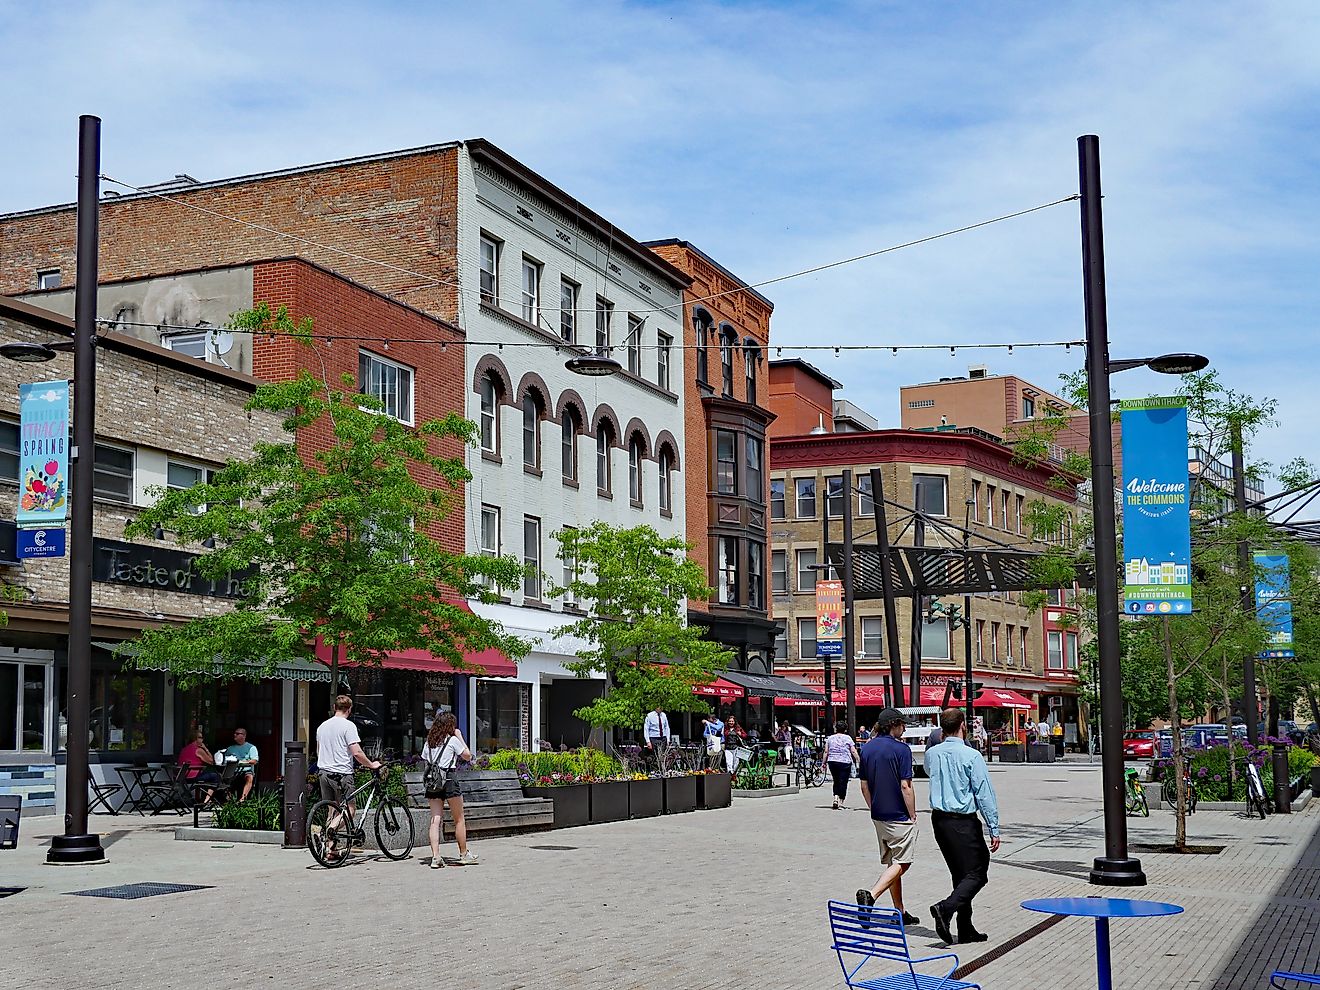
1213 774 1222 782
1197 768 1208 778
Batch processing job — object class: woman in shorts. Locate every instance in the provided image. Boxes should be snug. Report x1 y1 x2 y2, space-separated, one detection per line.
421 712 477 869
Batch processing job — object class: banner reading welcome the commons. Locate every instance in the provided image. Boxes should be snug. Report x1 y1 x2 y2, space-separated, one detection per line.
1121 396 1191 616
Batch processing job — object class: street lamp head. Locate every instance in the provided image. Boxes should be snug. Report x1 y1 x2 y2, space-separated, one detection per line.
565 351 623 377
0 341 59 363
1145 352 1209 375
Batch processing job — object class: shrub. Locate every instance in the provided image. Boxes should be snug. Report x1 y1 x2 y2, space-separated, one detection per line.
486 747 624 784
213 788 282 831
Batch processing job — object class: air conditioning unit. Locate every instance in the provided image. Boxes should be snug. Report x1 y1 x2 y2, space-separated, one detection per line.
968 365 989 379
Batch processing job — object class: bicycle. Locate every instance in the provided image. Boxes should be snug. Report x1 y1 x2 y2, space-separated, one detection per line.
735 748 777 789
793 745 827 789
1160 767 1198 814
1124 767 1149 817
307 763 415 867
1245 761 1274 819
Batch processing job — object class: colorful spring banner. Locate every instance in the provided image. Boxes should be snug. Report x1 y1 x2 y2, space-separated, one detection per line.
17 380 70 528
1254 553 1294 659
815 579 843 658
1121 396 1191 615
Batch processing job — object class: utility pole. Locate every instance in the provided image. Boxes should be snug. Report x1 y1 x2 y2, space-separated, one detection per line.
910 516 925 702
869 468 905 707
963 500 975 731
821 485 834 728
842 469 857 733
1232 420 1259 748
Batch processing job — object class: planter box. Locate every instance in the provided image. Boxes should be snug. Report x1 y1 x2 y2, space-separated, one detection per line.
629 778 663 818
998 743 1024 764
663 775 698 814
1027 743 1055 764
590 780 629 824
1312 766 1320 796
697 772 732 810
523 783 591 828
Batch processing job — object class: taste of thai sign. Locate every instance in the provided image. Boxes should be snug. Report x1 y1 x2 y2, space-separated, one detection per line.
17 380 69 528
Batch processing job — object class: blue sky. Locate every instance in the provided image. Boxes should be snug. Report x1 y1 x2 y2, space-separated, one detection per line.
1 0 1317 474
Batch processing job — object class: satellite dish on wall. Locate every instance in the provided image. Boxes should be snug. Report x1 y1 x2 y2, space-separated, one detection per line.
208 331 235 357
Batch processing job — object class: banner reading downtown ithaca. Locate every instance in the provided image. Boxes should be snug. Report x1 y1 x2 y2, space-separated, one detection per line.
1121 396 1191 615
1254 553 1294 658
17 380 70 528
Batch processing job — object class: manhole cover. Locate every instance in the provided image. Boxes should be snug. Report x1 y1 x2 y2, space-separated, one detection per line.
528 845 578 851
0 887 25 898
67 882 213 900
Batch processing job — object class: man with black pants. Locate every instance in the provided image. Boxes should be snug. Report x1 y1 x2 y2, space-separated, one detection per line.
925 707 1000 945
642 705 670 771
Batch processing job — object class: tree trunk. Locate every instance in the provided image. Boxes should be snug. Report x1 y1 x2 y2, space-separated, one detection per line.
1223 654 1237 801
1164 619 1187 850
1307 688 1320 732
331 639 342 715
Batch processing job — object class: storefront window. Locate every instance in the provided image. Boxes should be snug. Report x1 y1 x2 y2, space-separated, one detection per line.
0 663 49 752
475 680 529 752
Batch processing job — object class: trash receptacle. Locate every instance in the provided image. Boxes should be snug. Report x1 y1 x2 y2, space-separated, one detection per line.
283 741 308 848
1028 743 1055 764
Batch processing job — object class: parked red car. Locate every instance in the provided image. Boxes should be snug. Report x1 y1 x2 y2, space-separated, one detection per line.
1122 730 1158 759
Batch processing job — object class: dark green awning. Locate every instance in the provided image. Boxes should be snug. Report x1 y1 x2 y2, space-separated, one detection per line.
92 642 332 683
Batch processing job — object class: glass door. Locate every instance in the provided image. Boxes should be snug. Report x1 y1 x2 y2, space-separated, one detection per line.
0 662 51 755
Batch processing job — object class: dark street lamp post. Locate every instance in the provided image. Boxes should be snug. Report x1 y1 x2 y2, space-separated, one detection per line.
1079 134 1208 887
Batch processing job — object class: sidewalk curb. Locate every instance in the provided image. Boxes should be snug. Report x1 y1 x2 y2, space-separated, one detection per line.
732 785 799 799
174 826 287 845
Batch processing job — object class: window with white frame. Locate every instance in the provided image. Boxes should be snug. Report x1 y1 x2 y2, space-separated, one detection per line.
94 444 134 503
796 548 818 592
1047 631 1064 669
657 332 673 391
561 408 579 481
748 542 764 610
990 622 1000 663
857 475 874 516
167 461 211 515
1002 490 1010 531
975 620 984 663
480 504 501 557
479 373 501 454
0 661 49 753
861 617 884 657
559 278 578 343
520 257 541 325
1066 631 1079 669
596 422 613 493
1016 494 1024 535
628 435 644 505
770 478 786 519
479 235 500 305
595 297 612 350
522 393 542 470
1022 396 1035 419
921 618 951 659
717 536 738 605
826 475 844 517
715 430 737 495
359 350 414 424
162 331 208 359
1020 627 1029 668
774 620 788 660
913 473 947 516
797 617 817 660
560 525 578 607
658 448 673 513
795 477 816 518
626 315 643 376
36 269 61 290
985 485 996 527
971 480 980 519
1006 624 1015 663
771 549 787 593
523 516 542 601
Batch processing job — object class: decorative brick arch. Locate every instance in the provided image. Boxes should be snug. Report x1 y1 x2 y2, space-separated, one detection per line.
592 403 622 447
623 417 653 461
515 371 551 415
654 429 681 472
554 388 589 429
472 353 514 405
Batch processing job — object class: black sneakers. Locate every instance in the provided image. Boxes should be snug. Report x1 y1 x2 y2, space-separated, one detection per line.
959 929 989 943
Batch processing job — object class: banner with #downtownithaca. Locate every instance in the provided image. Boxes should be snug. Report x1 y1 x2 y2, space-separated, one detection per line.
1121 396 1191 616
17 380 70 528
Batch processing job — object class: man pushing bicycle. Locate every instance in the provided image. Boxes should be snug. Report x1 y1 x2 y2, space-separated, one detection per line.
315 695 382 859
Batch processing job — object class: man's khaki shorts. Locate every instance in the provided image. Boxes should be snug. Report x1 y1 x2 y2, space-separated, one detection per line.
873 819 918 866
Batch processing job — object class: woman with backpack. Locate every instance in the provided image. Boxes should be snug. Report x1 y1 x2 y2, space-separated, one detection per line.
422 712 477 869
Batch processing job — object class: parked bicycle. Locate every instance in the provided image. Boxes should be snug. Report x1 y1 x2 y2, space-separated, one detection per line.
1245 761 1274 819
307 762 414 867
1124 766 1149 817
792 743 827 789
734 748 778 789
1160 766 1198 814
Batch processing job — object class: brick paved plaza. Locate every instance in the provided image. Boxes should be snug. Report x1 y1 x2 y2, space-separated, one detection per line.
3 763 1317 990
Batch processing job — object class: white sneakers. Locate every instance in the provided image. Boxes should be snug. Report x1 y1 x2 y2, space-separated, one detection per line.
458 850 480 866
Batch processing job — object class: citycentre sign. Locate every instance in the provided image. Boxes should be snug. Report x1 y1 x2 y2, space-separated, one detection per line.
92 538 249 599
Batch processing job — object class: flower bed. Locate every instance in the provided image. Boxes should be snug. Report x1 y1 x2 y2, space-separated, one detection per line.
1153 739 1317 802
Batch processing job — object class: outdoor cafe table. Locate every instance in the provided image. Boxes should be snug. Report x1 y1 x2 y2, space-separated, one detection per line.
1022 897 1183 990
114 765 166 815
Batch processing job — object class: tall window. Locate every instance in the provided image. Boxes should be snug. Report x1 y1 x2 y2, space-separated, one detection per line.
628 435 644 505
523 516 542 601
0 662 48 752
596 423 613 494
857 475 874 516
991 622 1000 663
745 436 763 503
522 393 542 470
560 526 578 607
797 617 817 660
774 620 788 660
658 449 673 513
595 297 612 350
796 548 818 592
971 480 980 519
745 346 759 403
559 278 578 342
826 476 844 517
657 332 672 390
626 316 643 376
520 257 541 324
561 409 579 481
479 235 500 305
1022 396 1035 419
479 373 501 454
1021 627 1029 668
720 328 735 395
1002 490 1010 531
695 320 710 384
715 430 737 494
359 350 414 424
1016 494 1024 535
975 620 985 663
771 550 788 593
1066 631 1079 669
861 617 884 657
985 485 996 527
770 478 786 519
717 536 739 605
795 477 816 518
94 444 134 503
1047 631 1064 669
0 420 18 481
1005 625 1015 664
921 618 951 660
480 504 501 557
747 542 764 610
913 474 947 516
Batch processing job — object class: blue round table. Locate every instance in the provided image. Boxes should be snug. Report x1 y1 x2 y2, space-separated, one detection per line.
1022 897 1183 990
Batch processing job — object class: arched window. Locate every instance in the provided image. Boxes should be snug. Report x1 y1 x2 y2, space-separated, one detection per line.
522 392 543 470
628 434 644 506
561 408 579 482
745 342 760 404
719 325 737 396
692 308 713 386
658 448 673 514
479 373 502 454
596 422 614 494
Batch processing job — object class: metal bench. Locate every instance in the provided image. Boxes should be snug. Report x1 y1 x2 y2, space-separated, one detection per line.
0 795 21 850
829 899 979 990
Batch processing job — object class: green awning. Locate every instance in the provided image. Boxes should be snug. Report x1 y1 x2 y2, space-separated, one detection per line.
92 642 332 683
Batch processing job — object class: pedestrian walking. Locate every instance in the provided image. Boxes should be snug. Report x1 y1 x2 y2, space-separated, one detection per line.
643 705 670 771
825 721 860 810
926 707 1000 945
856 708 920 926
422 711 478 868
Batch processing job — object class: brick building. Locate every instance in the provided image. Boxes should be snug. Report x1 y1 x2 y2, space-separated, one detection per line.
0 296 294 812
768 358 839 438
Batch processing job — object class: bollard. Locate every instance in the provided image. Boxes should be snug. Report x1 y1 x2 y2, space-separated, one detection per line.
283 741 308 847
1272 747 1291 814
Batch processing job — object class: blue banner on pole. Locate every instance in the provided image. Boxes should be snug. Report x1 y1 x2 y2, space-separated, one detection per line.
1121 397 1191 615
17 527 66 559
17 380 70 528
1254 553 1294 658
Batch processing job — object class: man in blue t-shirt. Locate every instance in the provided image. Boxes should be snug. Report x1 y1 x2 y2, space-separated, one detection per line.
856 708 919 926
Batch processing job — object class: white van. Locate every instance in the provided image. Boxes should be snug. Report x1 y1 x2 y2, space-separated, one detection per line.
897 706 943 777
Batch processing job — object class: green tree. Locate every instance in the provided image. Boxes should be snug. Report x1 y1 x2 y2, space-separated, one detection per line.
551 522 734 730
122 307 529 691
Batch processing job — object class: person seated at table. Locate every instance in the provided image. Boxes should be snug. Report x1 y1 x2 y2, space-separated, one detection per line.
177 726 222 803
219 726 258 801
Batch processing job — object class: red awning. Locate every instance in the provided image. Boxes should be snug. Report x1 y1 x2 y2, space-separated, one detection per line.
974 688 1035 710
312 613 518 680
831 685 946 706
694 678 745 700
774 696 824 707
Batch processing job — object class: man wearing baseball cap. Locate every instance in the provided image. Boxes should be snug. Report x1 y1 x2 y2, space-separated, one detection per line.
856 707 920 926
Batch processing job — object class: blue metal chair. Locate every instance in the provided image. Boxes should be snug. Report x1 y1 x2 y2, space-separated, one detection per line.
0 795 21 850
828 900 979 990
1272 972 1320 988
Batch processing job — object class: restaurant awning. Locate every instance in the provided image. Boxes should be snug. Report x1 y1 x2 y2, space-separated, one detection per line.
312 640 518 678
694 677 745 700
719 669 825 702
95 642 333 683
974 688 1035 710
826 685 947 706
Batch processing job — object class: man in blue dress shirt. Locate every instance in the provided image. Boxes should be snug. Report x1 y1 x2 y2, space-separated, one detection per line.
926 707 1000 945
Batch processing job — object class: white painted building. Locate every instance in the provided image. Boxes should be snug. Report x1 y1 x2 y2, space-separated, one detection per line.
456 142 689 751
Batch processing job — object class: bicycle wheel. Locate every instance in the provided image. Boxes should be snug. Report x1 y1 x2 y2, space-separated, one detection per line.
1136 790 1149 817
373 796 415 860
812 765 828 788
307 799 350 868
